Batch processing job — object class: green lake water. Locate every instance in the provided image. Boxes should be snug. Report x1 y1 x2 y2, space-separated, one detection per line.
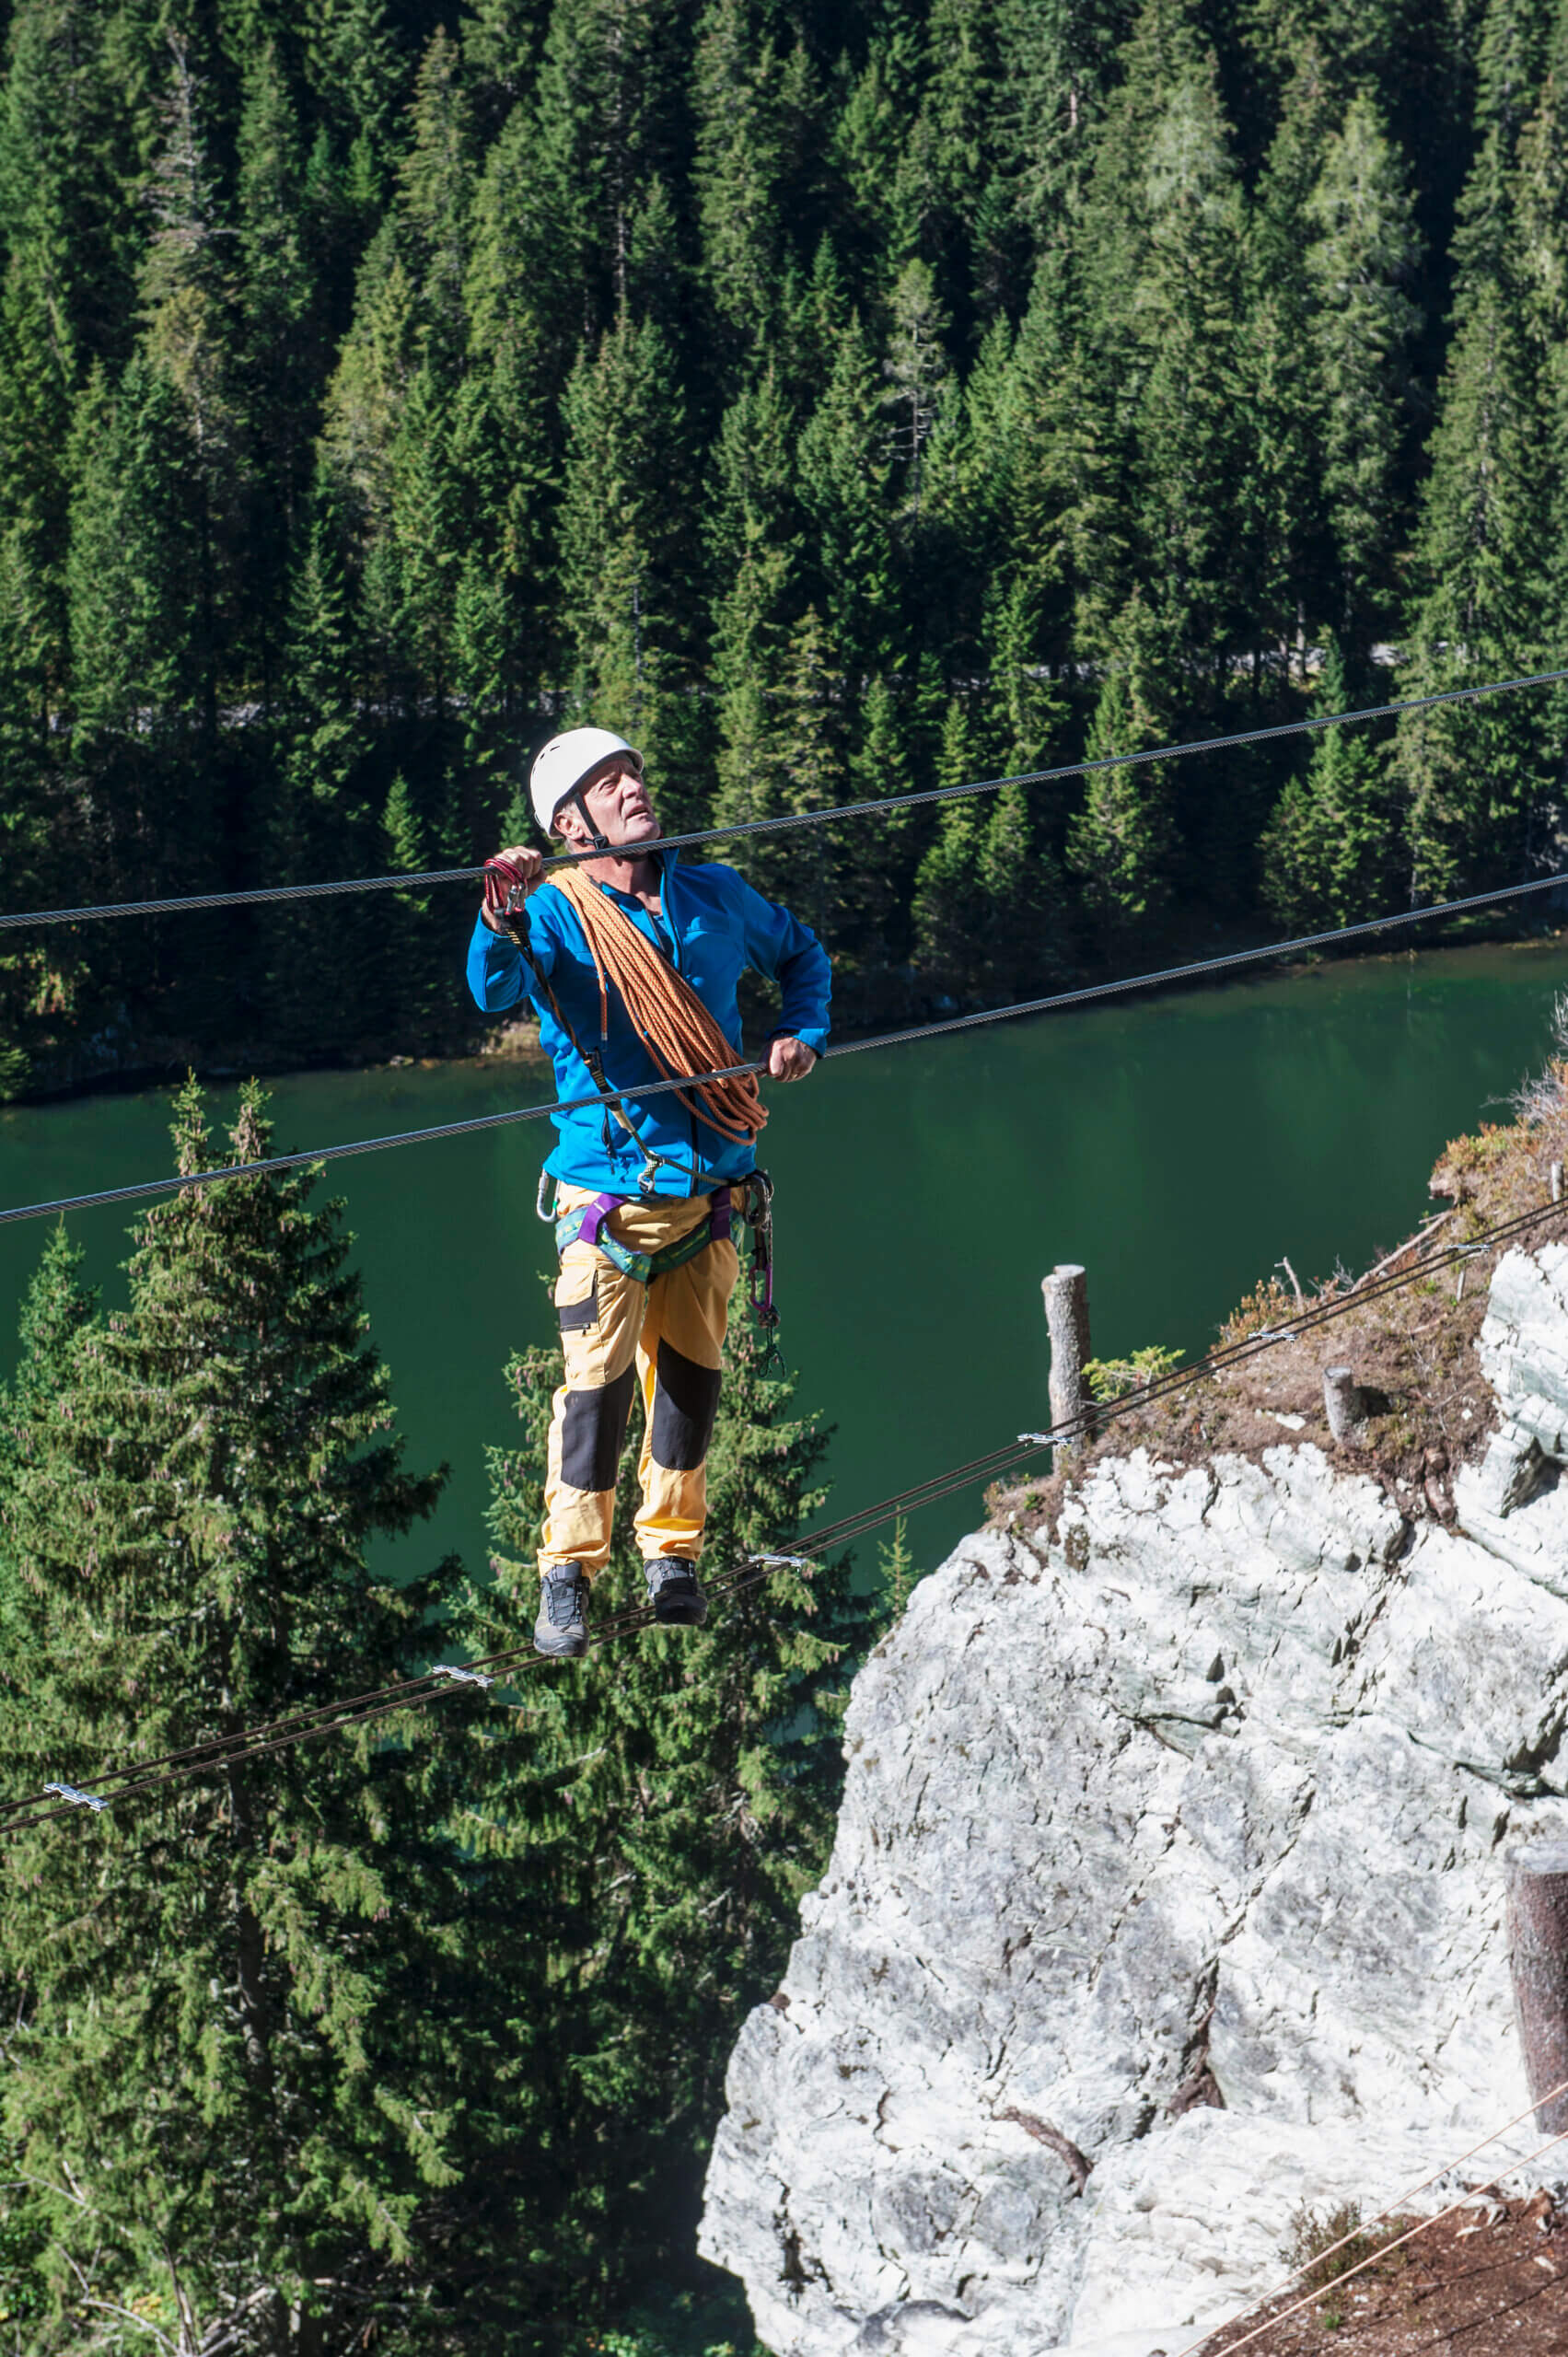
6 935 1568 1591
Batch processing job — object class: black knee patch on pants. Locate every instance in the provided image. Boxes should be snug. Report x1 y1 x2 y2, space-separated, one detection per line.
560 1364 635 1492
651 1340 722 1472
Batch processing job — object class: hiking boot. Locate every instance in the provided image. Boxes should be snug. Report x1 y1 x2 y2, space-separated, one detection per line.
645 1558 708 1627
534 1563 591 1658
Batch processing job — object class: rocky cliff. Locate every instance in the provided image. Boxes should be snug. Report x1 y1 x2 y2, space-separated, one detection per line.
699 1243 1568 2357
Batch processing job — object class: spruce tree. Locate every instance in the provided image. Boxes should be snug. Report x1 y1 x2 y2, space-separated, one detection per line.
139 40 240 744
557 308 698 789
1065 589 1179 946
0 1084 529 2357
260 467 375 1059
1259 638 1401 927
795 312 899 673
235 40 322 701
1395 115 1553 901
458 1309 869 2326
1304 92 1422 650
67 358 205 747
911 693 991 996
1237 44 1336 682
0 1222 95 1629
396 27 476 365
691 0 796 351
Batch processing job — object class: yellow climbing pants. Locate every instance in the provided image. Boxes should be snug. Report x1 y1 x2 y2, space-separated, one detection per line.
540 1184 740 1581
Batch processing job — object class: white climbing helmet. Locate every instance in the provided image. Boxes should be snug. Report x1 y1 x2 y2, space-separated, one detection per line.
528 727 644 837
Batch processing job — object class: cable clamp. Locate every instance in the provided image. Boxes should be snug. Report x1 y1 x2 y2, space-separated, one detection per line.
45 1780 108 1812
430 1664 494 1689
749 1551 818 1569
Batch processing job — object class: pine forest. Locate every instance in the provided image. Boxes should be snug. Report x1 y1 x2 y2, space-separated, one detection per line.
2 0 1567 1089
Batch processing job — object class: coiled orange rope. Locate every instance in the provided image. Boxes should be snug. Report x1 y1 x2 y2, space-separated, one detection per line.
549 868 768 1144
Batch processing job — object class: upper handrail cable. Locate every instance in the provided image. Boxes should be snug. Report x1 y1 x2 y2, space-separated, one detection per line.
3 665 1567 932
5 864 1568 1230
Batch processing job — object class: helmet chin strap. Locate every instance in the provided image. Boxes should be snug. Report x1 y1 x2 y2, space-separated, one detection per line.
564 786 612 853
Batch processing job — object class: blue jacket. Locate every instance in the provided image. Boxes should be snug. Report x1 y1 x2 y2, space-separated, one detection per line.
466 852 832 1198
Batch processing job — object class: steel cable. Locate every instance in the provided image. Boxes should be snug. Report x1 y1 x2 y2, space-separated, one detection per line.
4 665 1568 933
1163 2073 1568 2340
0 1549 811 1835
6 865 1568 1232
1173 2121 1568 2357
6 1181 1555 1835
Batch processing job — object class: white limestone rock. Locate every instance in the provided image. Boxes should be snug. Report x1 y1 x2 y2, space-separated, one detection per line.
700 1252 1568 2357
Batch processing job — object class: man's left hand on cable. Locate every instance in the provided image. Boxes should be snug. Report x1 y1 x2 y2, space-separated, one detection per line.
768 1035 817 1082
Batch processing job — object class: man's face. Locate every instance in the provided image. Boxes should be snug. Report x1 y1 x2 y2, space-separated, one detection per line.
562 759 660 849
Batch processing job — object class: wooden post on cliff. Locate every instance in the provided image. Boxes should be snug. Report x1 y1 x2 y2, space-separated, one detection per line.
1043 1265 1091 1464
1323 1364 1364 1444
1505 1841 1568 2131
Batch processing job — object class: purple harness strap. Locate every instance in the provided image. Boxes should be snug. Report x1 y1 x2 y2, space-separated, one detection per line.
575 1191 622 1248
578 1187 732 1248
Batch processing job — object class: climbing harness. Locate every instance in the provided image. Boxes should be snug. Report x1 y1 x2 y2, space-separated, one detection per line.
554 1186 733 1283
543 1170 784 1347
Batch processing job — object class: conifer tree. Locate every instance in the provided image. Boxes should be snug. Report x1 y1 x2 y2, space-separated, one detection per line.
67 358 205 747
881 259 950 533
459 1308 869 2319
557 308 697 782
997 0 1139 237
828 0 925 280
0 1085 527 2357
795 312 899 672
1260 638 1401 926
397 27 476 365
1065 590 1179 946
0 0 140 386
1395 114 1554 901
378 771 455 1048
235 41 321 698
1121 43 1249 681
691 0 796 350
1304 92 1422 649
1237 44 1335 680
304 0 410 218
526 0 691 328
0 1222 95 1626
139 40 240 742
260 468 374 1057
911 693 991 995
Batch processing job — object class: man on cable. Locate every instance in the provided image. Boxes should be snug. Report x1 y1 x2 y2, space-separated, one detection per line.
468 727 830 1660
